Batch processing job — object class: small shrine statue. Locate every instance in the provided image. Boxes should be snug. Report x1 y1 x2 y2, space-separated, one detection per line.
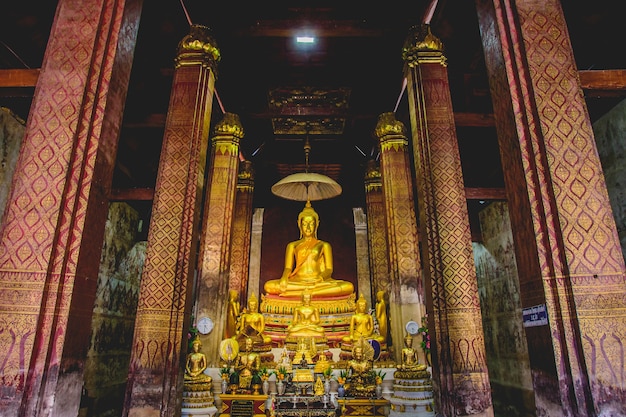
184 335 213 388
225 289 240 339
263 201 354 297
234 338 261 390
235 294 271 344
286 289 325 338
292 337 315 367
400 333 427 371
276 346 292 373
314 376 325 396
346 338 376 397
342 294 384 343
313 351 331 374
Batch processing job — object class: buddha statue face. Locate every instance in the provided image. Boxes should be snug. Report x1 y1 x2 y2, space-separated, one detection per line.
192 340 201 352
405 336 413 347
248 297 258 312
302 291 312 305
356 297 367 313
244 338 253 351
298 205 319 238
354 346 363 360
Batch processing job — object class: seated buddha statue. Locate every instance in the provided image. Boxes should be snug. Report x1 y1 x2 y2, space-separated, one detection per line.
342 294 385 343
287 289 325 338
400 333 426 371
184 335 213 387
234 337 261 390
263 201 354 298
234 293 271 344
346 338 376 397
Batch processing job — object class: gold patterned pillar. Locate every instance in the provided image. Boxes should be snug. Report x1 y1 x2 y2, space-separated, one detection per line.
124 24 219 416
477 1 626 414
0 1 141 415
374 114 425 360
196 113 243 365
364 160 391 301
402 24 493 416
229 159 254 303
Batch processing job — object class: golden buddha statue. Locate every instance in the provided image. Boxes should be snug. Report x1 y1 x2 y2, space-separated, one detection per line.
343 294 384 343
287 289 325 338
292 336 315 366
235 293 271 344
234 337 261 390
184 335 213 386
400 333 426 371
375 290 389 342
263 202 354 297
225 289 240 339
346 338 376 397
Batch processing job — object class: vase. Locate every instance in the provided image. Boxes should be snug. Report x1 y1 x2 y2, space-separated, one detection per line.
376 384 383 399
324 377 331 395
277 379 285 395
330 392 338 408
337 384 345 398
262 379 270 395
221 378 228 394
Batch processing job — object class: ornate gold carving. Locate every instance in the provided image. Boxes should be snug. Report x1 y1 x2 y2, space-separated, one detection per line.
213 112 245 138
402 24 446 67
176 24 221 70
374 112 407 138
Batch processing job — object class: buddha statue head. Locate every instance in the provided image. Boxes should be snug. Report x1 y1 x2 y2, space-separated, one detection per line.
297 201 319 238
247 293 259 312
404 333 413 347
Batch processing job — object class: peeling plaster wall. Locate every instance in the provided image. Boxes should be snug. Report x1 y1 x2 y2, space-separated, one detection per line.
474 202 535 417
82 202 145 417
593 98 626 261
0 107 25 223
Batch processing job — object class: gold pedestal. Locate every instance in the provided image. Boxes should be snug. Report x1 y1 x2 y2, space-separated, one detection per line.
261 293 356 347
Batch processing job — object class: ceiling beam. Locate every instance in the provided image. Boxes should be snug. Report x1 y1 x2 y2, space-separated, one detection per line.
465 187 506 200
0 69 40 87
579 70 626 97
236 20 384 38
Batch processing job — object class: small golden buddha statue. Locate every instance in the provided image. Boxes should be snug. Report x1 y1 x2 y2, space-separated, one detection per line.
184 335 213 387
346 338 376 397
375 290 389 342
235 293 271 344
225 289 240 339
263 202 354 297
292 337 315 366
276 346 292 373
342 294 384 343
400 333 426 371
313 351 331 374
287 289 325 338
234 338 261 390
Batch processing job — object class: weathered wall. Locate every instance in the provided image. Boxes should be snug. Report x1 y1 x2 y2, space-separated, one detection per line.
0 107 25 223
474 202 535 417
82 202 145 417
593 98 626 261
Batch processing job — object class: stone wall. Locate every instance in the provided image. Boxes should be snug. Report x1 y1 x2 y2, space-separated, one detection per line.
474 202 535 417
0 107 25 223
593 98 626 261
82 202 145 417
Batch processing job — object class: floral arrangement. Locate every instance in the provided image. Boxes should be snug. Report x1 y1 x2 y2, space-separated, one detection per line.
322 366 333 379
187 316 199 351
373 369 386 385
220 366 231 379
258 366 270 381
336 370 347 385
418 314 430 355
274 366 288 381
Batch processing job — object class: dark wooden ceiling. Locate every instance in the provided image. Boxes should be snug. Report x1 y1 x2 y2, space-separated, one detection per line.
1 1 625 237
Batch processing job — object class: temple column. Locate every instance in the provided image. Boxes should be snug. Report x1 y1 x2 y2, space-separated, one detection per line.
352 207 372 304
374 113 425 363
229 159 255 304
196 113 243 366
476 1 626 414
247 208 265 299
0 1 141 415
364 160 391 302
124 25 219 416
403 24 493 416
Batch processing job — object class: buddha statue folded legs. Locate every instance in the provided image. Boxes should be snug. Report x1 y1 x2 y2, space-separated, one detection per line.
263 201 354 298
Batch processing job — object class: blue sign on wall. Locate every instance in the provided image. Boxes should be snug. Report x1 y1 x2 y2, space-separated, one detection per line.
522 304 549 327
